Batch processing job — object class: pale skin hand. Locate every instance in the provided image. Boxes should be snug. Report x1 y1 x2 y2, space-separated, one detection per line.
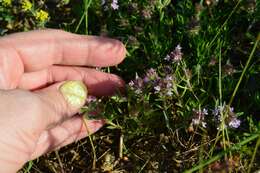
0 29 126 172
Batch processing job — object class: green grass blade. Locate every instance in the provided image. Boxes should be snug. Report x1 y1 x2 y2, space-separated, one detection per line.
228 34 259 106
248 135 260 173
184 132 260 173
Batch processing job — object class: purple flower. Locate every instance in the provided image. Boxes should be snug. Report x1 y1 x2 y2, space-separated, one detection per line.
165 75 173 87
128 68 175 97
164 55 171 61
228 117 241 129
86 95 97 103
135 76 144 88
128 80 135 87
163 75 174 96
154 85 161 92
128 75 144 95
163 65 173 75
165 44 183 63
212 106 241 129
101 0 119 10
111 0 119 10
191 108 208 128
175 44 182 52
144 68 159 82
141 8 152 19
212 106 221 122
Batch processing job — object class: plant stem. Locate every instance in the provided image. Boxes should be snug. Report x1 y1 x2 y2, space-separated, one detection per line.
75 12 85 33
248 135 260 173
55 150 65 173
83 118 97 169
184 132 260 173
228 34 259 106
207 0 242 52
84 0 92 34
218 45 222 105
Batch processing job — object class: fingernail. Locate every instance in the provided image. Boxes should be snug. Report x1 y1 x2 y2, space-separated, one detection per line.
60 81 87 108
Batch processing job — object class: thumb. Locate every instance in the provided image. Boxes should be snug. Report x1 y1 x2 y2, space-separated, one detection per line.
35 80 88 127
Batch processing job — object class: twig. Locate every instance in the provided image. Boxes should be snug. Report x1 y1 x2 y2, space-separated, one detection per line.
55 150 65 173
119 131 123 158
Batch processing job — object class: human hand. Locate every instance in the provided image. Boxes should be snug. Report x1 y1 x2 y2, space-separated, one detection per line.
0 29 126 172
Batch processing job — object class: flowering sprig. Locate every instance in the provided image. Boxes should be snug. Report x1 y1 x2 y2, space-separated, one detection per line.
128 74 145 95
128 68 175 98
213 105 241 129
190 108 208 128
153 75 174 97
82 95 104 120
165 44 183 64
189 105 242 130
101 0 119 10
128 44 184 98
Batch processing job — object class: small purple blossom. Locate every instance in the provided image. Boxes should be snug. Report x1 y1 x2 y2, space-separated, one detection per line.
151 74 174 97
212 106 241 129
164 75 173 96
86 95 97 103
164 55 171 61
111 0 119 10
135 76 144 88
228 117 241 129
128 75 144 95
127 68 176 97
141 8 152 19
101 0 119 10
191 108 208 128
176 44 182 52
144 68 159 83
212 106 221 121
165 75 173 88
128 80 135 87
163 65 173 75
165 44 183 63
154 85 161 92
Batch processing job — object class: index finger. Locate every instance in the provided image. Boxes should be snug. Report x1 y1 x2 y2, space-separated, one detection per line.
0 29 126 72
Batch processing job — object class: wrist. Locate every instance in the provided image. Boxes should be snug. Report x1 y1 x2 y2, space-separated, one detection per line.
0 92 30 172
0 138 28 173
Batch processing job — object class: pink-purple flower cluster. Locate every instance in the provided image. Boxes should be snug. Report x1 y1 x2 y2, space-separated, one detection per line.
165 44 183 63
101 0 119 10
153 75 174 97
191 108 208 128
128 68 174 97
213 106 241 129
128 45 183 96
190 106 241 130
128 74 144 94
86 95 97 104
